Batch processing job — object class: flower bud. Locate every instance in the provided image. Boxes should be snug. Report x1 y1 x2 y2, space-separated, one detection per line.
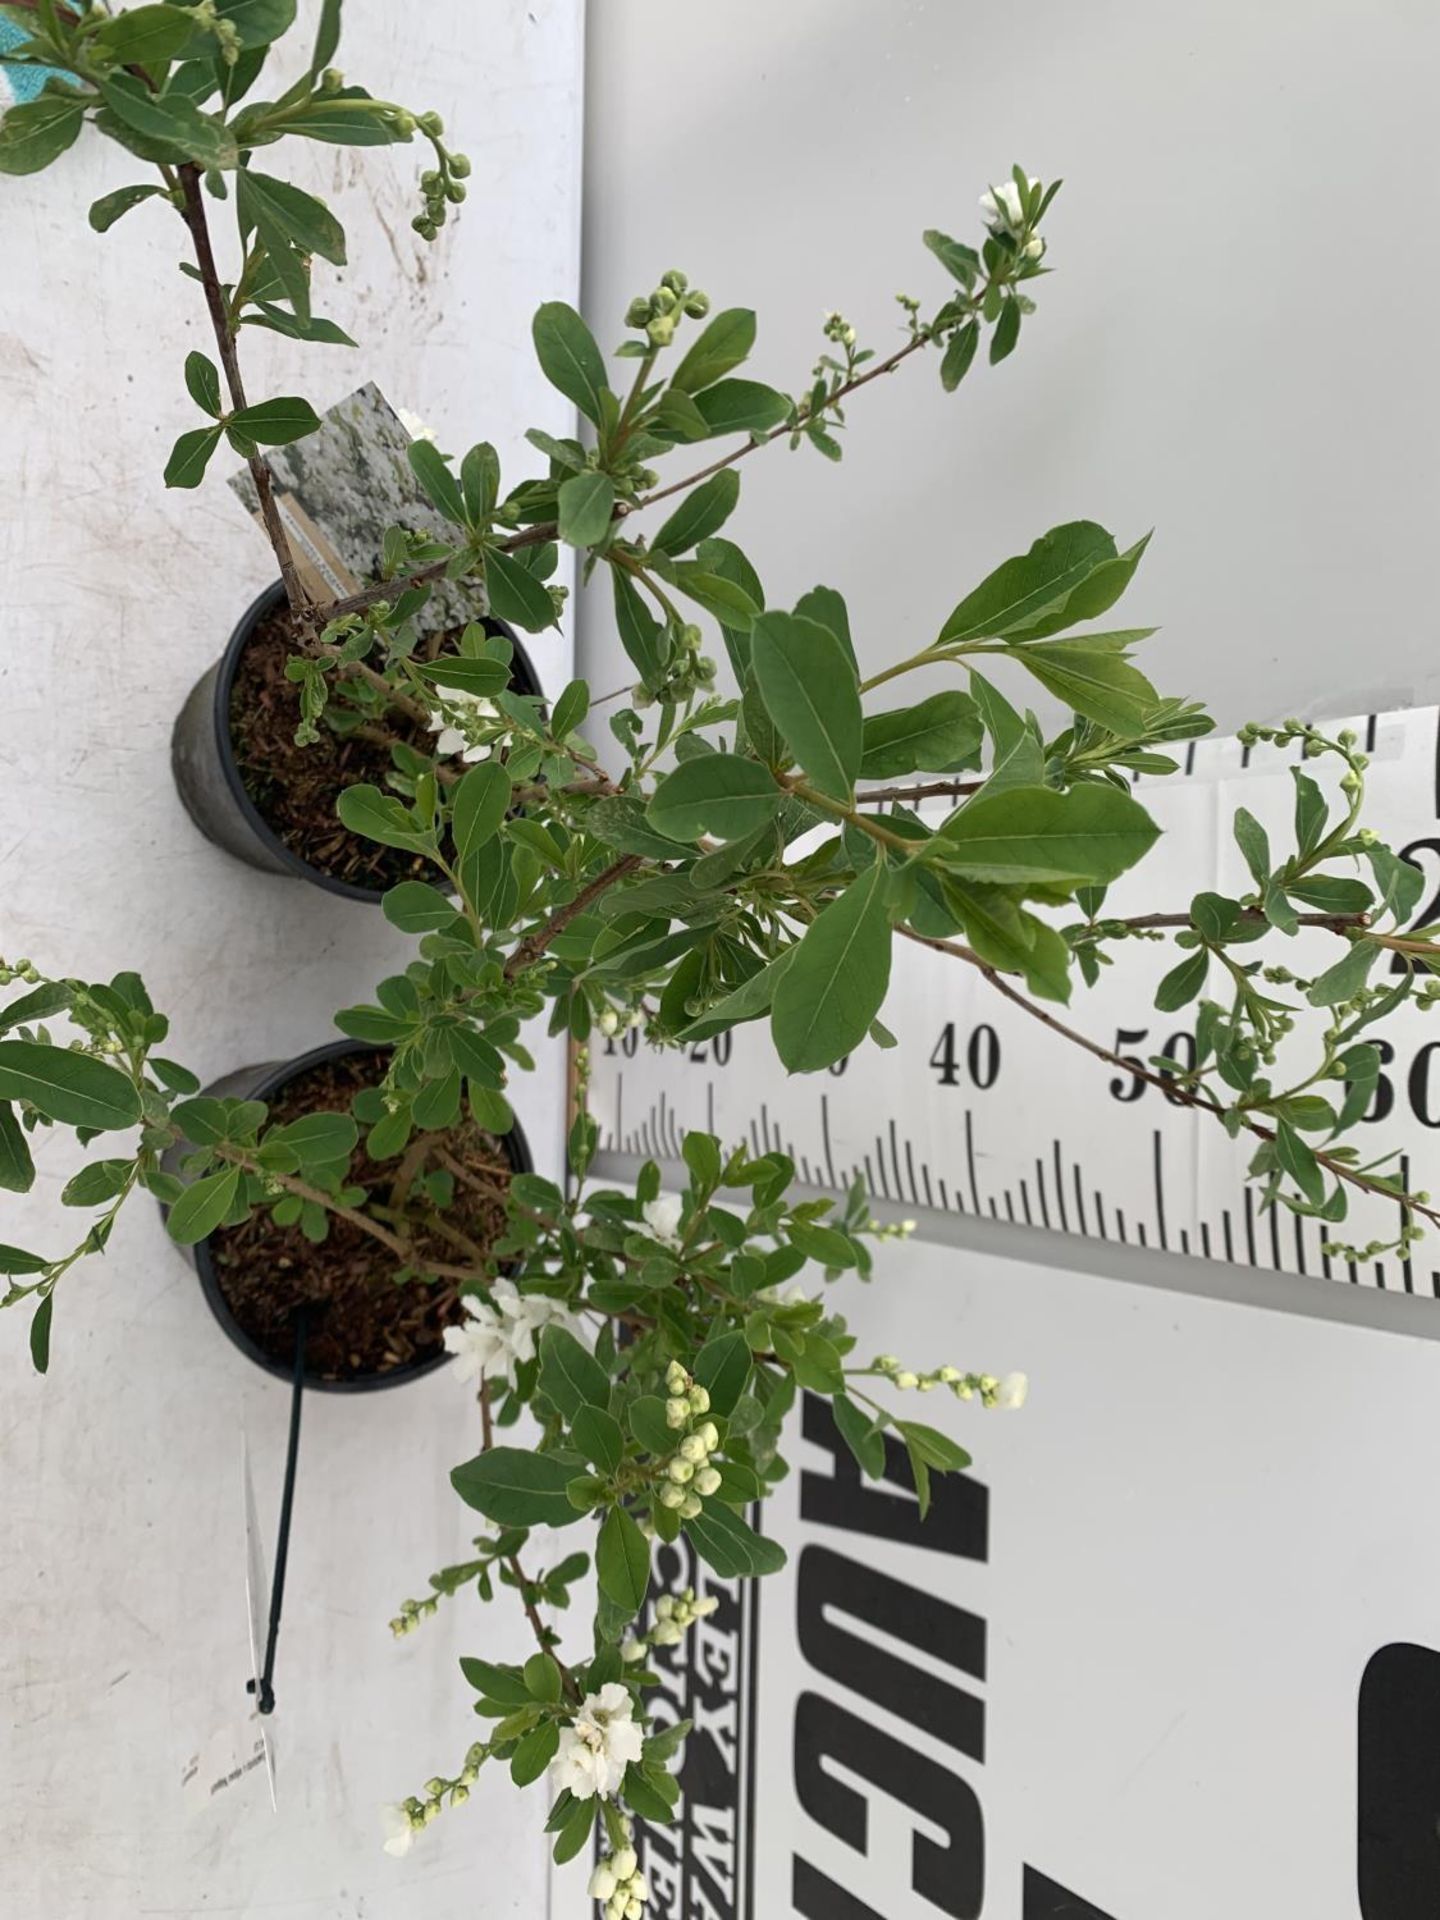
894 1370 918 1390
589 1863 619 1901
665 1396 690 1429
450 1783 469 1805
697 1421 719 1450
683 291 710 318
658 1483 686 1509
693 1466 722 1497
450 152 472 177
679 1433 708 1464
419 110 444 135
626 296 652 328
321 66 344 91
668 1458 694 1484
687 1386 710 1414
680 1493 702 1519
446 181 468 203
652 285 678 314
613 1845 639 1881
661 269 688 294
646 314 676 347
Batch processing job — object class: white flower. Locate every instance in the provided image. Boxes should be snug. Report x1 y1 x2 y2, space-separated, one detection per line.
442 1296 509 1382
397 406 438 444
589 1862 619 1902
995 1370 1029 1410
380 1803 417 1857
641 1193 684 1248
428 687 500 764
443 1279 577 1387
551 1683 644 1801
978 175 1038 236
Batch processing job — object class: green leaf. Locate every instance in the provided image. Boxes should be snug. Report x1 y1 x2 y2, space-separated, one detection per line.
88 183 165 232
451 762 512 859
184 351 223 419
693 1331 751 1416
94 1 195 62
1307 940 1378 1008
230 395 320 448
572 1404 623 1475
939 320 980 391
164 423 222 490
485 547 556 632
243 302 356 348
551 1794 597 1864
896 1419 972 1472
511 1720 559 1787
557 471 616 547
668 564 759 630
236 169 346 265
99 75 236 168
693 379 790 437
0 90 85 177
335 784 425 852
1275 1120 1326 1208
772 862 892 1073
0 1043 141 1132
29 1293 53 1375
451 1447 582 1528
923 228 981 286
0 1243 48 1276
268 1111 357 1164
860 691 982 779
382 881 458 934
1013 638 1159 736
0 1103 36 1193
406 438 466 524
931 783 1160 887
938 521 1134 645
832 1394 886 1479
611 570 666 691
651 470 740 557
538 1325 611 1419
627 1396 675 1455
989 299 1021 364
1233 808 1271 891
792 585 855 670
311 0 343 72
419 656 509 698
551 679 589 740
750 611 861 803
532 301 610 426
166 1166 244 1245
1154 947 1209 1012
596 1506 651 1614
460 1655 530 1703
524 1651 564 1703
686 1503 786 1579
647 756 780 844
669 308 756 394
259 87 403 147
61 1159 134 1207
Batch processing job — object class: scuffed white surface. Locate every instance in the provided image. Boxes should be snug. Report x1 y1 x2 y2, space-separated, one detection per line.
0 3 584 1913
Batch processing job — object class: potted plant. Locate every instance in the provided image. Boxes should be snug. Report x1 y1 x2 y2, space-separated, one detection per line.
2 2 1436 1894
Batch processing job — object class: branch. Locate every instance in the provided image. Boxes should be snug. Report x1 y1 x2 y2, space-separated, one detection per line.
504 854 644 979
1112 909 1371 936
896 926 1440 1233
174 166 309 616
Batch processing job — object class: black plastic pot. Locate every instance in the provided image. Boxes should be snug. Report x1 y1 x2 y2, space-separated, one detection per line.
166 1038 533 1393
171 580 544 904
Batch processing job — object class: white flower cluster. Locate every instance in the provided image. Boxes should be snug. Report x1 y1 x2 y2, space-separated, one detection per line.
589 1831 650 1919
875 1353 1028 1409
641 1193 684 1250
978 174 1045 260
428 686 502 763
552 1683 644 1801
442 1277 577 1388
656 1361 718 1520
623 1586 718 1662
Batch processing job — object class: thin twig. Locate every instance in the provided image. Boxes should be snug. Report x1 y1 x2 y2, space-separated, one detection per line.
504 854 644 978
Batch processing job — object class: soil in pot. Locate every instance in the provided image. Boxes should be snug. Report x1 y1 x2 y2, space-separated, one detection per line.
206 1049 514 1384
228 601 535 892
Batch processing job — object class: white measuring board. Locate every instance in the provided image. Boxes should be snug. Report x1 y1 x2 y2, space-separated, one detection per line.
591 704 1440 1301
549 1231 1440 1920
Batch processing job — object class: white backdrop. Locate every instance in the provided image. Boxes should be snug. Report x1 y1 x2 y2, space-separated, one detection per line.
0 5 584 1915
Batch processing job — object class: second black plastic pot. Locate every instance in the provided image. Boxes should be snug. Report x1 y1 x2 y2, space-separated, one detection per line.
170 579 544 904
165 1038 533 1392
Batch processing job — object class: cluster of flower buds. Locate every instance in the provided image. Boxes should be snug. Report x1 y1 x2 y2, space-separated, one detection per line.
410 113 473 241
866 1215 918 1243
382 1744 486 1854
873 1353 1028 1409
589 1830 649 1918
822 309 857 350
624 269 711 348
633 621 718 711
389 1593 441 1637
656 1362 721 1519
0 957 40 988
597 1004 646 1039
623 1586 720 1660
